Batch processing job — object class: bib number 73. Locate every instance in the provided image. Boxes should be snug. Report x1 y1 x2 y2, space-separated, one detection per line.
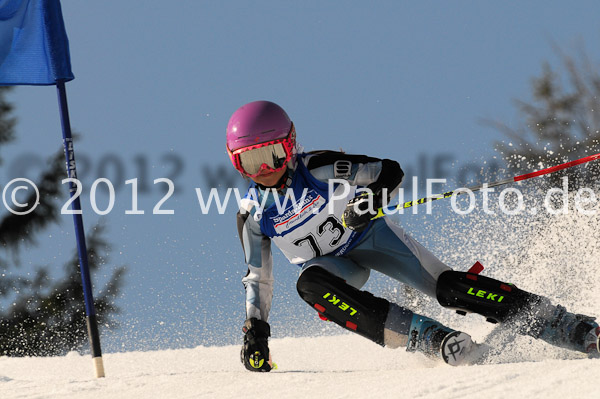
292 215 345 258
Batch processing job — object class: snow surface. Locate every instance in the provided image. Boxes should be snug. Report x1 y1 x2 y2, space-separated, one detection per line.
1 333 598 399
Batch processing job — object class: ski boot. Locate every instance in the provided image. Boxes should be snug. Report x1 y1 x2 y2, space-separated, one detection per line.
534 305 600 357
407 315 480 366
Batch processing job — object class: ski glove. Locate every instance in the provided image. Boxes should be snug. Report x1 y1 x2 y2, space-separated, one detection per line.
342 192 380 232
241 318 272 372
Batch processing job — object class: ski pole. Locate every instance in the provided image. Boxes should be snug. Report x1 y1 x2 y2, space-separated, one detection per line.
372 151 600 219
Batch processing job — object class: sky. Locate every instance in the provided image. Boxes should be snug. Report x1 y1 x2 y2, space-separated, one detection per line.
2 1 600 352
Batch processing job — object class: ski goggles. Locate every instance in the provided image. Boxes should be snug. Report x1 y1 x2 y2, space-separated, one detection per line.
228 125 296 178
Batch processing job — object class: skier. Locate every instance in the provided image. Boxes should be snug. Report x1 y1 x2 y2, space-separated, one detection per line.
227 100 600 371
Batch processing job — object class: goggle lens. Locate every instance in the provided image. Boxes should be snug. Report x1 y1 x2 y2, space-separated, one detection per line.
239 143 288 175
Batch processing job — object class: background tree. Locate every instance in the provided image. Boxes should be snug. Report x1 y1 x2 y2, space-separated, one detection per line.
0 86 126 356
490 48 600 191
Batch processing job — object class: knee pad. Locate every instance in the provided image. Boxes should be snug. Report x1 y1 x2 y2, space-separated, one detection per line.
297 266 390 345
436 269 543 323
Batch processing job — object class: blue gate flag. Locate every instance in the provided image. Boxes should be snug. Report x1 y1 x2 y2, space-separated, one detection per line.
0 0 73 85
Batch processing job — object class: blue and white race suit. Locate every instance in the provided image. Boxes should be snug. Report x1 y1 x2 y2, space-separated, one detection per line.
236 151 451 321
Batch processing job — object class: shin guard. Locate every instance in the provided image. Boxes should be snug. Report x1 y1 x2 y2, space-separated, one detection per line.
297 266 390 345
436 269 544 324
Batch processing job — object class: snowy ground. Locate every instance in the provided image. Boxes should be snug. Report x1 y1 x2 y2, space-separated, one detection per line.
1 333 598 399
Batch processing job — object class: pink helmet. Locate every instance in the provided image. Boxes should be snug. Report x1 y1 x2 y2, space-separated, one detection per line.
226 101 296 177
